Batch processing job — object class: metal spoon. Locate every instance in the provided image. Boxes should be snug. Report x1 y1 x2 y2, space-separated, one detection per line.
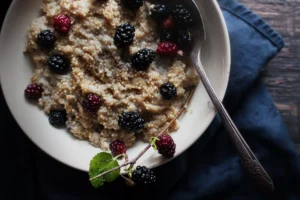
187 0 274 194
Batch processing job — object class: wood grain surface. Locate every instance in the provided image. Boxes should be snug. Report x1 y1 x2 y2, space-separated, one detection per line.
238 0 300 152
0 0 299 152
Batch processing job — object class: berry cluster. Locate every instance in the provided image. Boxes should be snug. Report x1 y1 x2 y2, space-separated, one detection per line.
149 4 194 101
114 23 136 48
131 49 156 70
27 1 188 188
36 14 72 76
36 14 71 51
150 4 194 29
37 30 56 49
155 134 176 158
53 14 71 33
112 3 193 102
108 133 177 185
150 4 194 55
159 82 177 100
118 112 145 132
132 166 156 185
109 139 127 157
108 4 188 177
48 54 70 74
24 84 43 99
25 14 73 127
82 93 102 113
49 110 67 127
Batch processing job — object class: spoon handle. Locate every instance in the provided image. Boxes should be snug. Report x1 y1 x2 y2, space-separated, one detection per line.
193 57 274 194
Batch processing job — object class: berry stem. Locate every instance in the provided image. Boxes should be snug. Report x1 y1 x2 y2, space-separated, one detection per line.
120 174 134 184
121 174 136 187
89 87 196 182
114 153 126 160
89 162 131 181
125 154 129 163
132 144 152 163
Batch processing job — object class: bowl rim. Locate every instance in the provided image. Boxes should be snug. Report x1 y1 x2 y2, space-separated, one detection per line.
0 0 231 172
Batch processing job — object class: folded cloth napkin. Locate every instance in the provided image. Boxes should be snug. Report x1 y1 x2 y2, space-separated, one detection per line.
1 0 300 199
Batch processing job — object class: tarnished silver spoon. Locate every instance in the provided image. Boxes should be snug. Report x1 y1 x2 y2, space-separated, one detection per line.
187 0 274 194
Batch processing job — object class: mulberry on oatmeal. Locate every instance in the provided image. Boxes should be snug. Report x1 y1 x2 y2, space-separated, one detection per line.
25 0 198 151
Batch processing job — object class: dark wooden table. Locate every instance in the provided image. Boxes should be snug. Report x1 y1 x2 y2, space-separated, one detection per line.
0 0 299 152
239 0 300 152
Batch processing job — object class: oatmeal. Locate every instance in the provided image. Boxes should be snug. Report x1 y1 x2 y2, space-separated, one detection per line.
25 0 198 150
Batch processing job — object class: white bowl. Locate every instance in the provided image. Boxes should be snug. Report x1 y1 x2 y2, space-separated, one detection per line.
0 0 230 172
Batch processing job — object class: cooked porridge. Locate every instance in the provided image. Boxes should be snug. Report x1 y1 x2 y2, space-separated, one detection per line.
24 0 198 150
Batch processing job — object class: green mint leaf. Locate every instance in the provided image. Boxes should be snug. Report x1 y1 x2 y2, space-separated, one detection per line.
89 152 120 188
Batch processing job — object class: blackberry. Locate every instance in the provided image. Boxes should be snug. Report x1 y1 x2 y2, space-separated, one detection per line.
24 84 43 100
118 112 145 132
37 30 56 49
49 110 67 127
109 139 127 157
114 23 135 48
160 29 176 43
122 0 144 11
48 54 70 74
132 166 156 185
131 48 156 70
171 5 194 28
150 4 169 21
82 93 101 113
155 134 176 158
159 82 177 100
177 30 192 50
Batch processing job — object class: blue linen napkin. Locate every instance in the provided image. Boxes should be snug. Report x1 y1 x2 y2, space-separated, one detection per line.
1 0 300 199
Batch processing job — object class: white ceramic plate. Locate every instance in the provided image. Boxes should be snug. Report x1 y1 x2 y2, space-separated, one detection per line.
0 0 230 172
